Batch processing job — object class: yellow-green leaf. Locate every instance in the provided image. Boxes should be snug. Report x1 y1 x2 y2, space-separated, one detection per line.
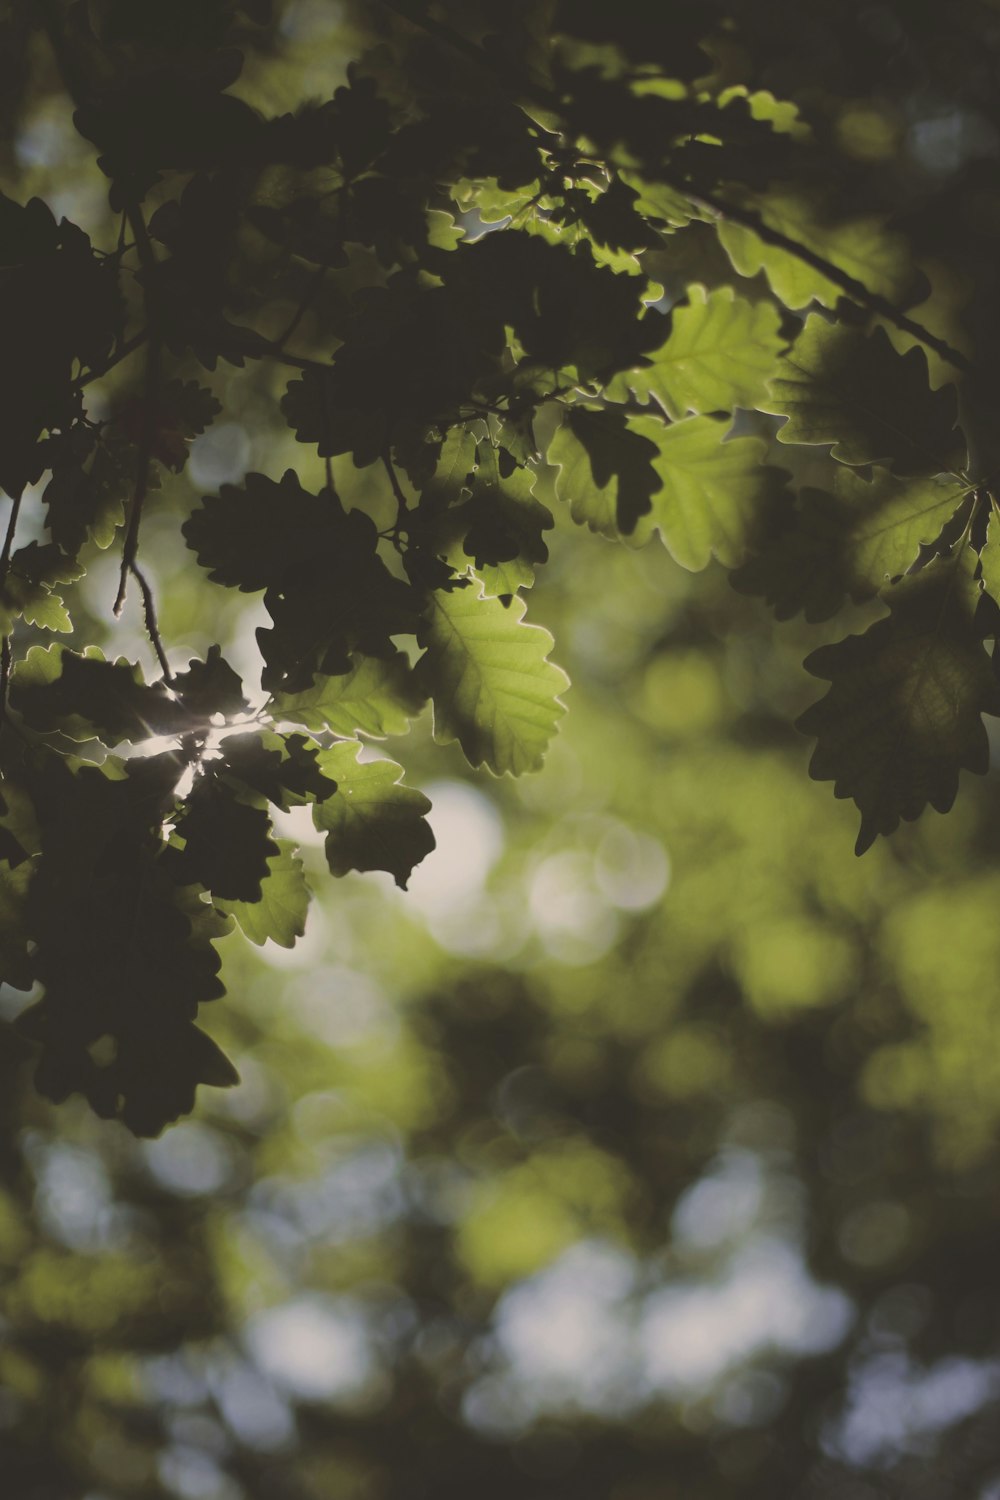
628 415 785 571
416 582 569 775
215 841 309 948
732 469 972 620
268 653 425 738
717 193 916 310
619 285 784 419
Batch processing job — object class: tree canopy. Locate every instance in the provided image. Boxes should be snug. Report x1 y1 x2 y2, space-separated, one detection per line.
5 2 1000 1497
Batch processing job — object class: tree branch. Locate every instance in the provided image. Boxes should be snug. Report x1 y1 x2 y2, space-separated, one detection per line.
75 328 149 391
129 562 173 683
664 179 975 378
382 451 409 529
113 204 162 616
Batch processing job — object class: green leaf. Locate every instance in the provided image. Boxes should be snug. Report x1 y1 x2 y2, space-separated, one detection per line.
0 859 33 991
172 645 249 720
416 580 569 774
797 553 1000 854
168 779 279 901
183 470 416 691
0 542 84 636
717 193 916 311
268 652 426 737
216 730 338 808
17 754 231 1137
433 455 554 596
10 646 188 744
43 427 153 555
628 415 785 570
549 407 660 538
763 317 960 475
215 840 309 947
616 285 784 419
732 469 972 621
313 740 434 889
978 505 1000 606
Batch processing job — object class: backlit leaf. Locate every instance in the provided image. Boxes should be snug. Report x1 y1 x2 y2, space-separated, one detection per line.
10 646 188 744
618 285 784 419
268 652 426 738
733 469 971 621
416 581 569 775
215 840 309 947
628 415 785 570
717 194 916 311
549 407 660 538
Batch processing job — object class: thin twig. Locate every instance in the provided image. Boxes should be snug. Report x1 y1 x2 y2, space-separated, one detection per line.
277 265 328 349
114 204 162 616
0 640 11 732
129 562 173 683
230 332 332 373
382 451 409 528
0 492 24 731
0 493 23 578
664 179 975 378
75 328 148 390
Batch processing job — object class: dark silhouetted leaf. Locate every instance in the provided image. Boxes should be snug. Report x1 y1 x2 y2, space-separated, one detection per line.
549 407 660 537
10 646 188 743
313 740 434 889
764 317 961 475
798 554 1000 854
733 470 972 621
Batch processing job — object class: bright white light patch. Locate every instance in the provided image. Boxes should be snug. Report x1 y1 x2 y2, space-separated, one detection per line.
144 1122 233 1198
406 780 504 917
528 851 619 964
594 822 670 911
495 1241 637 1393
672 1151 764 1251
831 1352 1000 1465
189 423 252 490
245 1295 375 1402
641 1237 852 1391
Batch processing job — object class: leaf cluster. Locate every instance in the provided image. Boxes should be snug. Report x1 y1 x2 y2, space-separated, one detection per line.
2 0 1000 1129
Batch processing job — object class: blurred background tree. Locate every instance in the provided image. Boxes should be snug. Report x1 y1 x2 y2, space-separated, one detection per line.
5 1 1000 1497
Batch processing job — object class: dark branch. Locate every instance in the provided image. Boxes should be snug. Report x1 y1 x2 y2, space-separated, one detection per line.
666 180 976 378
382 451 409 528
129 562 173 683
277 265 328 350
75 328 148 390
114 205 162 616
